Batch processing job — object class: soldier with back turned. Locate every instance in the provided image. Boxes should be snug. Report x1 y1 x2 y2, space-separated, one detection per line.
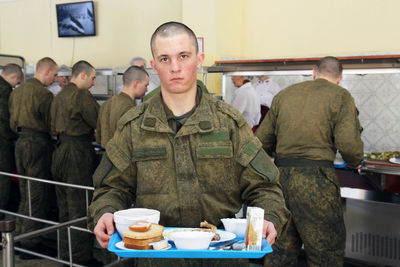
9 57 58 257
0 64 22 221
50 60 100 266
96 65 149 149
256 56 364 266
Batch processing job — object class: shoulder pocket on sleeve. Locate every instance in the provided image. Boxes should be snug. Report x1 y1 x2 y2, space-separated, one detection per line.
248 149 279 183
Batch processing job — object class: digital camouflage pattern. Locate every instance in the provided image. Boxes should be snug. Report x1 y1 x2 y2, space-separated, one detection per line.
255 78 364 166
50 82 99 136
51 82 99 264
0 76 15 220
264 166 346 267
51 139 97 263
9 78 53 133
256 78 363 266
88 89 290 266
96 92 135 148
8 77 54 247
14 133 53 247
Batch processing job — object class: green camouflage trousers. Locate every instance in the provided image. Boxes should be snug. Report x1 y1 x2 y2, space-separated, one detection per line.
52 140 97 264
14 134 53 247
0 138 15 220
264 166 345 267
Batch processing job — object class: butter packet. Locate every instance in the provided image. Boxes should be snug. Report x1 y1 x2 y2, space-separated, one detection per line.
245 207 264 251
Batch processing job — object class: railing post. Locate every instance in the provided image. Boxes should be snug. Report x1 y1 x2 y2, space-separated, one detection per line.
1 219 16 267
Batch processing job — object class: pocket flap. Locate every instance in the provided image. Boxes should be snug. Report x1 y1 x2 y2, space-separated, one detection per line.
197 143 233 158
132 147 167 161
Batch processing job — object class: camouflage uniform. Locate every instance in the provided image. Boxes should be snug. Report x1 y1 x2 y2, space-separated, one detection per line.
96 92 135 148
0 76 16 220
9 78 54 247
88 87 290 266
255 78 364 266
51 82 99 264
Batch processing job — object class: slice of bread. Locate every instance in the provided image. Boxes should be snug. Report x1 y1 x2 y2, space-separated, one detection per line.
122 235 163 249
129 221 152 232
123 224 164 240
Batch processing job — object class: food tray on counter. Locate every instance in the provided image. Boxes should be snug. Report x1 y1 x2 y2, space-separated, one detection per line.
108 228 272 258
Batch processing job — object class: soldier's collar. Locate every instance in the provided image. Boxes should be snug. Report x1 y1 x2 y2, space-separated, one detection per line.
141 92 174 133
141 87 215 135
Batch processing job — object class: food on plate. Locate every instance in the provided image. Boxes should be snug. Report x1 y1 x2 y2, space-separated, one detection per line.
122 223 165 250
150 239 169 250
129 221 152 232
200 220 221 241
364 151 400 161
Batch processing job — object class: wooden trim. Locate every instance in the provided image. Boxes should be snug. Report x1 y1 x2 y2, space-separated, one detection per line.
215 55 400 65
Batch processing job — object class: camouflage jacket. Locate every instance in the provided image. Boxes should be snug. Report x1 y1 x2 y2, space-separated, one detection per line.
89 90 289 235
0 76 16 140
9 78 53 134
96 92 135 148
255 78 364 166
51 83 99 136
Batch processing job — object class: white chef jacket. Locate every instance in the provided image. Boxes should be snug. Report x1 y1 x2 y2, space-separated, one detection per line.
48 83 62 95
254 78 282 108
231 82 261 128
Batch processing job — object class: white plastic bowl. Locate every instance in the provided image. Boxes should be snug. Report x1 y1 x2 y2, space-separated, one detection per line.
113 208 160 237
221 218 247 239
170 231 214 250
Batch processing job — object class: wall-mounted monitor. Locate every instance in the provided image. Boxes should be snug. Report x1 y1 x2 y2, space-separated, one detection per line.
56 1 95 37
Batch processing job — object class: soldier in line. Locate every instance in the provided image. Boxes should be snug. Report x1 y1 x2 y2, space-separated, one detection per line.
50 60 100 266
9 57 58 257
256 56 364 266
88 21 289 266
96 65 149 149
0 64 23 220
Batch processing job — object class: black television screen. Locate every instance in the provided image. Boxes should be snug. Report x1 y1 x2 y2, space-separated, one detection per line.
56 1 95 37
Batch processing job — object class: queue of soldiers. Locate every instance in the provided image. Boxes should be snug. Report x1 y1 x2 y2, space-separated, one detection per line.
0 21 364 267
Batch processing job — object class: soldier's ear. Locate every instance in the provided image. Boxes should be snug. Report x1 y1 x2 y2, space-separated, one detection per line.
80 72 86 80
336 75 343 85
132 80 139 89
44 67 51 76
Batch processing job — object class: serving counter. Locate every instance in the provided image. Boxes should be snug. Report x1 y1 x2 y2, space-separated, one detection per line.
335 161 400 266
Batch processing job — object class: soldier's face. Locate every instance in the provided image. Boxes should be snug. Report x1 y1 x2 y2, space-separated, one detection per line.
137 76 149 98
150 33 204 95
83 69 96 89
45 67 58 86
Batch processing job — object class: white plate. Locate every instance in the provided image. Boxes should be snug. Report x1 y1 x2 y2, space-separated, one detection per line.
163 228 236 245
389 157 400 164
115 241 172 251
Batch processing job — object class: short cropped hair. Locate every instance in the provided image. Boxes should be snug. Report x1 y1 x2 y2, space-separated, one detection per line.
315 56 343 79
150 21 198 57
71 60 94 78
1 63 23 79
123 65 149 86
36 57 57 72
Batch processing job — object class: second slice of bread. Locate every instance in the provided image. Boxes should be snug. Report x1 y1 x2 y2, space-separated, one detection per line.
123 224 164 240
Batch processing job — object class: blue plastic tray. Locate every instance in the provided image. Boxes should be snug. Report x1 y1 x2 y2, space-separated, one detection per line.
108 228 273 258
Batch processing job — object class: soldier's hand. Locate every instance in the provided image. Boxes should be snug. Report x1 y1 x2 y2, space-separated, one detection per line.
93 212 115 248
263 219 277 245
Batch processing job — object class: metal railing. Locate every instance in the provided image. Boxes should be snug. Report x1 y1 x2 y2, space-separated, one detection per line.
0 170 110 267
